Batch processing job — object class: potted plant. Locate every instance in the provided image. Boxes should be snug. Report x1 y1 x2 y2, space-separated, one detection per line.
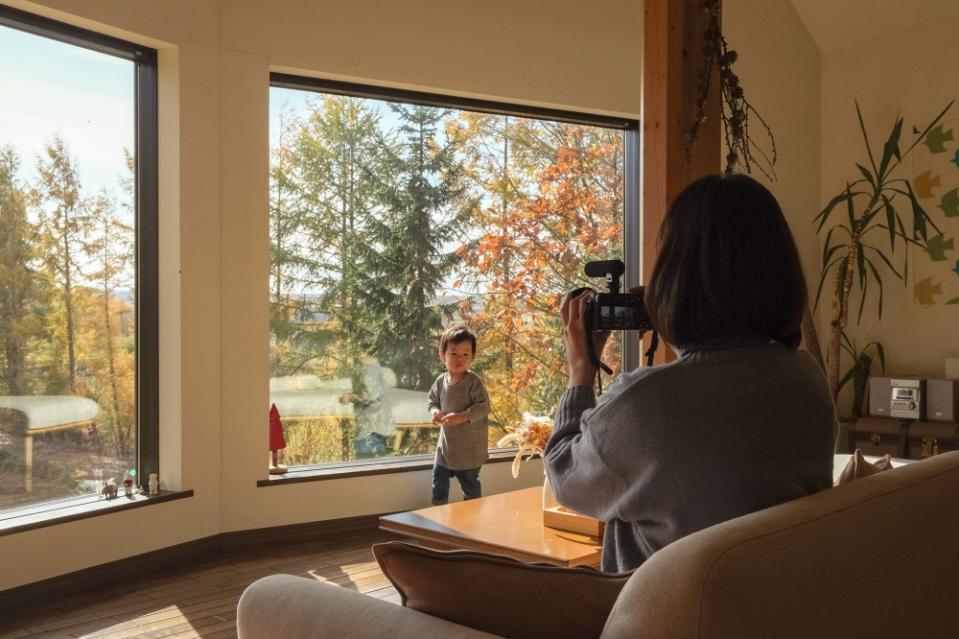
813 100 954 403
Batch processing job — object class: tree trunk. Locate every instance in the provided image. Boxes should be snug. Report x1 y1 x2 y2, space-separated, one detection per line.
827 248 857 401
103 272 123 455
62 228 78 393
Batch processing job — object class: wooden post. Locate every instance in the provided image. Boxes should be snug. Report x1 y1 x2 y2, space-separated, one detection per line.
642 0 721 364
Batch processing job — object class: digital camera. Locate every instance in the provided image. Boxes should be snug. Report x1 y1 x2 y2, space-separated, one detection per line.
570 260 653 333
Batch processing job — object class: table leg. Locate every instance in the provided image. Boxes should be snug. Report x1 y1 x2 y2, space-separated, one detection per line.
394 428 405 451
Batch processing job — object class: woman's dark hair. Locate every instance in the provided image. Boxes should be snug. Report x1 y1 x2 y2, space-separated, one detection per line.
644 174 807 350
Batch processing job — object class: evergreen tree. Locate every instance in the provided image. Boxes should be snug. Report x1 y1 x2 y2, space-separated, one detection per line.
34 135 90 393
0 147 51 395
361 104 474 390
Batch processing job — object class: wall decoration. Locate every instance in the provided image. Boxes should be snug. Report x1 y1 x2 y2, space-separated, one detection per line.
912 117 959 305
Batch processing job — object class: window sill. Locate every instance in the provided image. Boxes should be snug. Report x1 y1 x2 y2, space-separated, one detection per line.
0 489 194 538
257 450 524 487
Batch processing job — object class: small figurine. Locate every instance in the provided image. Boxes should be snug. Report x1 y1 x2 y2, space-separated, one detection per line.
123 469 136 496
148 473 159 496
269 403 289 475
102 478 118 499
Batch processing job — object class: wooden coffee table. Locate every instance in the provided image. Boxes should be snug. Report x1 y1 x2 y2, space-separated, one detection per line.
379 486 603 568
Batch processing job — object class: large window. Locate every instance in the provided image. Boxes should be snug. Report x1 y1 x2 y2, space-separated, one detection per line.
0 7 157 511
269 76 636 468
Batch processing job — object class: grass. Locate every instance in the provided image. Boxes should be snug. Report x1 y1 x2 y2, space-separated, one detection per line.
280 418 509 466
0 430 133 510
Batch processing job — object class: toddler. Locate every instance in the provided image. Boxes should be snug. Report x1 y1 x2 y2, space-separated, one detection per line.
427 325 490 505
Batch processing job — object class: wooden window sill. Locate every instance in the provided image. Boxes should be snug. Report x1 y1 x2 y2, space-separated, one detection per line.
257 449 523 487
0 490 194 538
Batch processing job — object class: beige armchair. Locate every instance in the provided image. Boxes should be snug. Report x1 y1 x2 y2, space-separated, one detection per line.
239 452 959 638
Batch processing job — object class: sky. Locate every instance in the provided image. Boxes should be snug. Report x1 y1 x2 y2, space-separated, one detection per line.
0 23 134 205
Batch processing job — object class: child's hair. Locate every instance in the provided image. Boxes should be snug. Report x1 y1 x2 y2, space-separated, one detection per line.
439 324 477 355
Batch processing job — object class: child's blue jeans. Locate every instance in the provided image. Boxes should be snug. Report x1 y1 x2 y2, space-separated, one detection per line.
432 464 481 505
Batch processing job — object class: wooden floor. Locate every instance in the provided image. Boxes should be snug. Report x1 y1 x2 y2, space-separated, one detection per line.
0 529 401 639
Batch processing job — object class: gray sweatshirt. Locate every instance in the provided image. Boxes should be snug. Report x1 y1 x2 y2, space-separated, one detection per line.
428 371 491 470
545 342 837 573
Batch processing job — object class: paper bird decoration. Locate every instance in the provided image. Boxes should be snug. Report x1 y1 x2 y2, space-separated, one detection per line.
924 124 954 153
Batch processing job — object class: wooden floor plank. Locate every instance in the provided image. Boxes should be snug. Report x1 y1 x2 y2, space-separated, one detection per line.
4 530 403 638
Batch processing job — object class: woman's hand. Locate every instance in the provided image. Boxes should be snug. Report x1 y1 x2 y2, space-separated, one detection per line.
561 290 609 387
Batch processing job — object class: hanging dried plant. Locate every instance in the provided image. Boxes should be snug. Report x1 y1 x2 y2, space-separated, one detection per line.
685 0 777 178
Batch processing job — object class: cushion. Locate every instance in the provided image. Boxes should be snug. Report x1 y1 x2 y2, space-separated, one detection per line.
372 541 630 639
837 449 894 484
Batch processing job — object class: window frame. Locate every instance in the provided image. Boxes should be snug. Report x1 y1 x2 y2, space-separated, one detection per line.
0 5 159 493
268 74 641 475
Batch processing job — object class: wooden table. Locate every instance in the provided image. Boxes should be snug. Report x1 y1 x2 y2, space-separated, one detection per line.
379 486 602 567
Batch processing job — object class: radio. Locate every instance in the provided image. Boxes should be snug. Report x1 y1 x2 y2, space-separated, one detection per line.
889 377 925 420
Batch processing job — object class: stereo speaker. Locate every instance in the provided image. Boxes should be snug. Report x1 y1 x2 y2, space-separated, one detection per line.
868 376 892 418
926 378 959 423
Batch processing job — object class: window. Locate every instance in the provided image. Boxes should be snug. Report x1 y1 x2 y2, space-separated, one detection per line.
0 6 157 512
269 76 637 468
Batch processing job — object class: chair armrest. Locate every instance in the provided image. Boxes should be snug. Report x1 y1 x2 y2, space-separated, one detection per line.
237 574 503 639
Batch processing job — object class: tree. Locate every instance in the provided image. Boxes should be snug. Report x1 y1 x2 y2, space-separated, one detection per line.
274 95 386 380
34 135 90 393
0 147 52 395
359 104 474 390
453 118 625 425
84 189 135 455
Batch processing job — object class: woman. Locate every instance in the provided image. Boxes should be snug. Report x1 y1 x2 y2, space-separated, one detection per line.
545 174 836 574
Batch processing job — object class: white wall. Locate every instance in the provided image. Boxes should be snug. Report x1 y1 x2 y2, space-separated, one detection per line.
820 17 959 382
724 0 822 308
1 0 639 590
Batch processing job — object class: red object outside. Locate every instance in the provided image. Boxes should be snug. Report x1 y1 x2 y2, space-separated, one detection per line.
269 403 287 452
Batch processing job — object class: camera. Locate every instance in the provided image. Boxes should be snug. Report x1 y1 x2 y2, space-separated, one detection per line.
570 260 653 333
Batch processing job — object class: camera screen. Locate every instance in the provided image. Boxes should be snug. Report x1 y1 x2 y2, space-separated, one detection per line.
600 304 633 322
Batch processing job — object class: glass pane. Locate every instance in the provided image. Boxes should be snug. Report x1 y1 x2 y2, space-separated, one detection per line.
269 88 624 466
0 25 136 510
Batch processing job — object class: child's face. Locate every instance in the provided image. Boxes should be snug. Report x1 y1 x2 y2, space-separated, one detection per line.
441 340 475 374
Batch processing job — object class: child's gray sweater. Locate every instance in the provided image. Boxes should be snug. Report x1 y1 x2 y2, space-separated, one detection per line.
428 371 490 470
545 342 836 573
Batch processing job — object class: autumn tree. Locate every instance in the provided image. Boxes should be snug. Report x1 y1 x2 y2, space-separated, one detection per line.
0 147 52 395
34 135 90 393
279 96 388 380
83 189 135 455
453 118 625 425
269 108 329 375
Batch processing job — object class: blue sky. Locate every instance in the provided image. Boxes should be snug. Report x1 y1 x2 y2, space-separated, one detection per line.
0 24 133 201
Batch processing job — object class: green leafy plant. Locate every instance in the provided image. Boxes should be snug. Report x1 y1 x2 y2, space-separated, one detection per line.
814 100 954 401
837 332 885 418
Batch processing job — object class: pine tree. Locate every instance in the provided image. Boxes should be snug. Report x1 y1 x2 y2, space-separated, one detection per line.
362 104 474 390
0 147 51 395
34 135 90 393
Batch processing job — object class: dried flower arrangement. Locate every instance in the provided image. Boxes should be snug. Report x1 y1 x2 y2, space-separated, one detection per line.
686 0 776 178
497 412 553 478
